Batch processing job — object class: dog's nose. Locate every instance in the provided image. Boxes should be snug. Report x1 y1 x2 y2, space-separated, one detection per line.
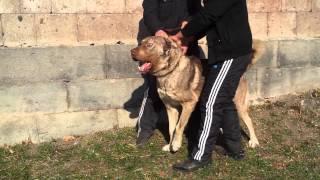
131 49 137 57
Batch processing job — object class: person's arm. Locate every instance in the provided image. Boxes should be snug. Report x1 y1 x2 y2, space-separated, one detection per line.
182 0 240 37
180 0 189 26
142 0 163 34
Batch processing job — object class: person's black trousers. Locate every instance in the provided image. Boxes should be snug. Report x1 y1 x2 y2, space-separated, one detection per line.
137 74 168 138
191 54 252 161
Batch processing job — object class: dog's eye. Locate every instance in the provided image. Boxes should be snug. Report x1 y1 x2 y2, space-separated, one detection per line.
146 43 153 48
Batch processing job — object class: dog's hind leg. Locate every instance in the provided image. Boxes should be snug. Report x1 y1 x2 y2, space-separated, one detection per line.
162 105 179 152
170 102 197 152
235 77 260 148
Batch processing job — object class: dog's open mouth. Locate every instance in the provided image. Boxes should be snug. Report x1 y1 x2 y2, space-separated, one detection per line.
138 62 152 72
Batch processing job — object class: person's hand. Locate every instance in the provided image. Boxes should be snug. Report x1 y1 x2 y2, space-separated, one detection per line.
138 63 152 74
180 45 188 55
171 31 184 43
181 21 188 29
155 30 168 38
170 31 188 54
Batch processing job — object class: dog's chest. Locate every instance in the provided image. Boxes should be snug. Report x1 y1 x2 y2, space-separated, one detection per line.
157 88 180 106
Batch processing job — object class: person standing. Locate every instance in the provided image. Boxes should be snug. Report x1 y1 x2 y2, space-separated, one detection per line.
171 0 253 172
136 0 201 147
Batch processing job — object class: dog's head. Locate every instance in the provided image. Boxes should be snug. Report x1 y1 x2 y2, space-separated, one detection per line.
131 36 181 75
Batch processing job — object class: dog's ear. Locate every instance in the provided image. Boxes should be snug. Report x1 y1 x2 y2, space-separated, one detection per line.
166 37 178 49
163 38 171 56
163 38 178 56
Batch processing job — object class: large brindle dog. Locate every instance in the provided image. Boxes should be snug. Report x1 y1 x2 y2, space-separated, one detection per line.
131 36 263 152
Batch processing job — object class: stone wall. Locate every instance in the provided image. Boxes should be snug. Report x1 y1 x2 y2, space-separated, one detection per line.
0 0 143 47
0 45 145 145
0 0 320 145
0 0 319 47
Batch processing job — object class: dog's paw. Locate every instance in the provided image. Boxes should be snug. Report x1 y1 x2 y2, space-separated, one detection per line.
162 144 171 152
170 141 181 152
248 138 260 148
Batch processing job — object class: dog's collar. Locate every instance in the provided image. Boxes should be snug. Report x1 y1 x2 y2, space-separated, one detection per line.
151 54 181 77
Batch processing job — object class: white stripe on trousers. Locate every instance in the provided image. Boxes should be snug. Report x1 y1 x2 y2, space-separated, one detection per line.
137 88 149 137
194 59 234 161
194 60 231 160
195 61 230 157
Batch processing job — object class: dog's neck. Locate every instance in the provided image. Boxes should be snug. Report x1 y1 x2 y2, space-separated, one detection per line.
151 51 182 77
153 59 179 77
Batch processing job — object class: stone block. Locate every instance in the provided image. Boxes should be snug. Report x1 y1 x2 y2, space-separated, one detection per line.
0 114 38 145
125 0 143 13
253 40 278 68
282 0 312 12
278 40 320 67
268 12 297 39
248 13 268 40
52 0 86 13
247 0 281 12
87 0 125 13
105 44 141 78
0 46 106 84
1 14 36 47
297 12 320 38
117 108 138 128
67 46 107 80
256 67 320 98
37 109 118 142
0 0 20 13
256 68 291 98
0 109 119 145
78 14 141 45
243 69 258 101
313 0 320 11
0 15 3 46
287 67 320 92
0 82 67 113
68 78 144 111
21 0 52 13
35 14 78 46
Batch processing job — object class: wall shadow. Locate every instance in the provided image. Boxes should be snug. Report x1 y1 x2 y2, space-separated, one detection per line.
123 19 150 118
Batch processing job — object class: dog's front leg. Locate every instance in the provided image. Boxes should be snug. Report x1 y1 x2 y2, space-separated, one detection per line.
162 105 179 152
170 102 196 152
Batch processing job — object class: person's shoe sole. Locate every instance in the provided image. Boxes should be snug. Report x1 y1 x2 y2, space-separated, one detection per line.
172 161 212 172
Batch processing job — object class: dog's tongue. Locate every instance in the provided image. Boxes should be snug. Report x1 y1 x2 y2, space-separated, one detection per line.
138 62 152 72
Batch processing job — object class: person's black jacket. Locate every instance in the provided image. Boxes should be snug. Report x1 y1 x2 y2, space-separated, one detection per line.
182 0 253 64
142 0 202 56
143 0 190 34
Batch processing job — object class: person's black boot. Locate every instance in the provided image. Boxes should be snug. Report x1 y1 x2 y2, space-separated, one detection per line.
136 132 153 148
173 158 212 172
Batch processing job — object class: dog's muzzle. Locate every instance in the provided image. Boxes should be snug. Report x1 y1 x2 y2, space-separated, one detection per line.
131 49 137 57
131 49 140 62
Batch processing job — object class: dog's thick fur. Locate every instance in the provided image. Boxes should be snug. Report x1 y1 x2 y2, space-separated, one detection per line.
131 36 263 152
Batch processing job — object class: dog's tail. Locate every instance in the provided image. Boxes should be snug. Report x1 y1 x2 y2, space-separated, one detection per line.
251 39 266 65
